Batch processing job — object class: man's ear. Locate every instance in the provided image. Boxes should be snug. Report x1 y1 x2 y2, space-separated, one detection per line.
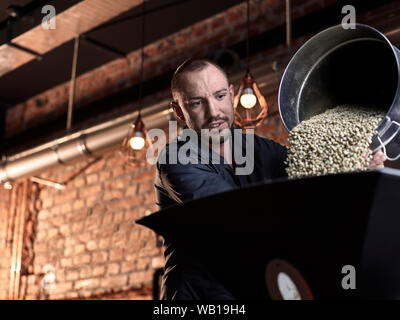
229 84 235 105
170 101 185 121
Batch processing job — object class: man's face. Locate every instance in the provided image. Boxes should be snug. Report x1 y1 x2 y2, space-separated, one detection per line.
176 64 235 142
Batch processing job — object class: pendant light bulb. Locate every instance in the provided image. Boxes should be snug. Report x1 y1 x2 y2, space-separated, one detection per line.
129 134 145 150
240 87 257 109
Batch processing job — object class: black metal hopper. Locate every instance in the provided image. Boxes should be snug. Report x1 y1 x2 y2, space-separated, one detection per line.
136 168 400 299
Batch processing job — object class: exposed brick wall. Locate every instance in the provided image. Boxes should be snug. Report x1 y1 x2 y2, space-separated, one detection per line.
0 149 165 300
0 0 400 300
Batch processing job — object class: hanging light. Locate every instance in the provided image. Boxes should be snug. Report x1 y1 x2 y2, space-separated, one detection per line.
234 0 268 129
121 0 151 166
129 115 146 150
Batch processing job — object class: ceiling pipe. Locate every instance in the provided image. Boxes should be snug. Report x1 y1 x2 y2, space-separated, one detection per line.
0 102 174 185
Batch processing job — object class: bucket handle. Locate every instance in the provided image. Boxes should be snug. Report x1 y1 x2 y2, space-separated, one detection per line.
376 119 400 161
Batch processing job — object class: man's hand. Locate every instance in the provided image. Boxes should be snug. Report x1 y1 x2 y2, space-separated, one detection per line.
367 149 386 170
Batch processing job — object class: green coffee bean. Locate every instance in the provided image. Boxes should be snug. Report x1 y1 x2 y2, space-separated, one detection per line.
285 105 385 179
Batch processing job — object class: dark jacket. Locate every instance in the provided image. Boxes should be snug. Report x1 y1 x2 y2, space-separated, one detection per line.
155 128 287 210
153 127 288 299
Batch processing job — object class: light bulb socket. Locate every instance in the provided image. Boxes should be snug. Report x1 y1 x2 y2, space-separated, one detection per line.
134 131 144 138
243 72 255 88
133 114 145 134
243 87 254 95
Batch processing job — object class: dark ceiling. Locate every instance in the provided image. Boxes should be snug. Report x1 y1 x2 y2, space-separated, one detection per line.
0 0 243 105
0 0 83 44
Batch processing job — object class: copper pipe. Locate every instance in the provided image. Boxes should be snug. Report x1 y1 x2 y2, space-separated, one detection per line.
14 179 29 299
4 183 16 249
8 182 21 299
30 176 65 190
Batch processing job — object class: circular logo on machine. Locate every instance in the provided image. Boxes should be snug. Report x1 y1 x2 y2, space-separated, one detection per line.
265 259 314 300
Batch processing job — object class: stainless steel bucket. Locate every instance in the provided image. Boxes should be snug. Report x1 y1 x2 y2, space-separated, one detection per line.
278 23 400 160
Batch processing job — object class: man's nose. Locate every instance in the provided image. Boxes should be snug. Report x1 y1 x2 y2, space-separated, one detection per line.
206 98 220 118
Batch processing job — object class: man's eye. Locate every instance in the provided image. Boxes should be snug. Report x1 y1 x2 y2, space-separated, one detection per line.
217 94 226 100
190 101 201 107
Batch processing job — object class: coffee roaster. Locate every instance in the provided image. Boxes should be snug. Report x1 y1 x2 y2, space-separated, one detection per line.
137 24 400 300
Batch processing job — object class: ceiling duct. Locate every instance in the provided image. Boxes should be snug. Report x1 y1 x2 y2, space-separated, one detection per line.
0 102 174 184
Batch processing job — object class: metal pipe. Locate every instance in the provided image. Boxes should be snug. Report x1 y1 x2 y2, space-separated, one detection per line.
0 103 173 184
9 183 21 299
67 36 80 131
30 176 65 190
4 181 16 248
14 179 28 300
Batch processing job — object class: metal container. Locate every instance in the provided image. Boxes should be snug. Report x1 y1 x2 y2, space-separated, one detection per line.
278 23 400 160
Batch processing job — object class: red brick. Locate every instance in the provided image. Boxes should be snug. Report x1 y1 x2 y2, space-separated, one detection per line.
92 251 108 264
109 248 124 262
75 278 100 290
112 166 125 178
86 195 99 207
73 254 91 266
60 203 72 214
66 270 79 281
53 281 73 293
125 185 138 196
98 238 111 249
54 190 78 205
68 209 90 223
106 263 120 275
86 240 97 251
71 221 85 234
113 211 124 223
103 190 124 201
92 266 106 277
100 275 128 288
128 230 141 242
93 225 116 238
121 260 136 273
132 170 155 183
102 213 113 225
47 228 58 239
136 257 151 270
79 184 102 198
42 197 53 209
124 208 139 221
105 177 132 190
86 173 99 185
80 266 92 279
60 258 72 268
74 244 86 255
137 181 153 194
73 177 85 188
99 170 111 180
129 271 153 285
118 221 134 233
86 216 102 230
85 158 105 174
211 16 225 30
73 199 85 211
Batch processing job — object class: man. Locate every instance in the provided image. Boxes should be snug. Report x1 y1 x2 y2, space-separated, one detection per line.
154 58 386 300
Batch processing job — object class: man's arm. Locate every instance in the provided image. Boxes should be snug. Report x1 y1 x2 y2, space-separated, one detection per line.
155 162 235 209
257 137 288 179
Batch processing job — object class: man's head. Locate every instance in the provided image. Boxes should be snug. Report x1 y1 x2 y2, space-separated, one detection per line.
170 58 234 142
